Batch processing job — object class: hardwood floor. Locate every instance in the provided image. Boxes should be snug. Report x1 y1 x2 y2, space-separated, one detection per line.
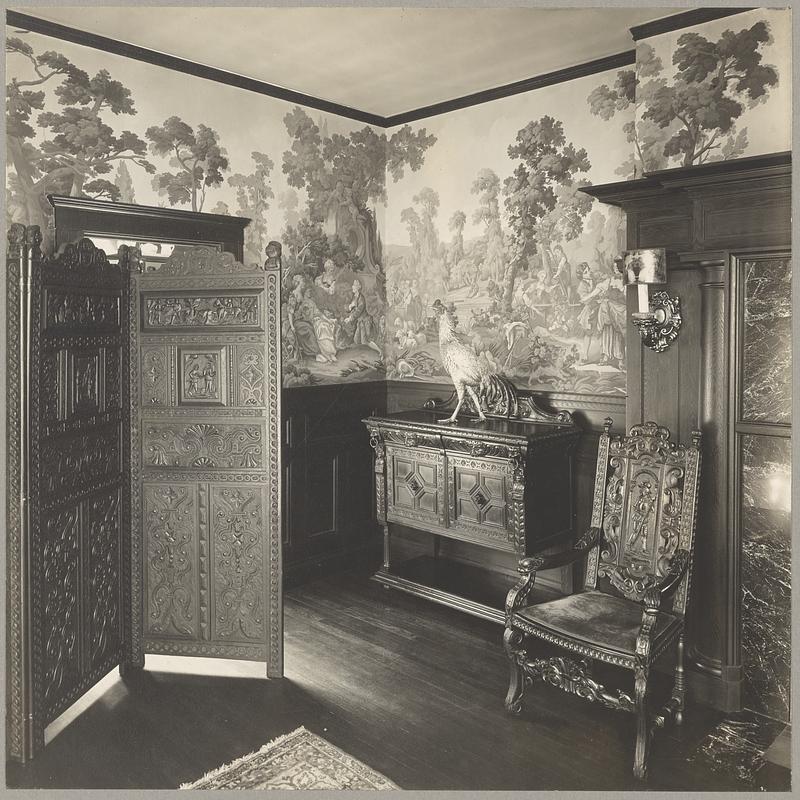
5 568 789 791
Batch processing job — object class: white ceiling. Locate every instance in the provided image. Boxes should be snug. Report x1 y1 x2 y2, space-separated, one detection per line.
16 5 680 117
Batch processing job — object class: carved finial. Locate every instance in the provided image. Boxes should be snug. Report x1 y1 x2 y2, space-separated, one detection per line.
691 429 702 448
264 240 282 271
603 417 613 436
118 244 143 273
25 225 42 248
8 223 26 247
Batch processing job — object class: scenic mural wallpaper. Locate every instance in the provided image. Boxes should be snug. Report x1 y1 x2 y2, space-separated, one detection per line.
631 8 791 174
383 69 632 396
5 27 434 387
5 8 791 391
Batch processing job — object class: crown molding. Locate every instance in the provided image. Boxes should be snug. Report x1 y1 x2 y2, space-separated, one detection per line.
6 7 770 129
7 9 634 129
629 8 755 41
383 50 634 127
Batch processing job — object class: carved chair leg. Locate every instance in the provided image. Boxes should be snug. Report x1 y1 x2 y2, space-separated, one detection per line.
633 662 651 780
671 633 686 726
503 627 526 715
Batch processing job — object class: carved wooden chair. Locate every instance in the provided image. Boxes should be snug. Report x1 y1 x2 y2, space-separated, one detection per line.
503 420 701 780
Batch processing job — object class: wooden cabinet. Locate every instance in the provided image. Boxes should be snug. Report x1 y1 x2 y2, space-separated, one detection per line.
365 407 580 622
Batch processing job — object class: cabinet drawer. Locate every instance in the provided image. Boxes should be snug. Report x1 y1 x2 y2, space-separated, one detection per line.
447 454 515 551
386 446 444 527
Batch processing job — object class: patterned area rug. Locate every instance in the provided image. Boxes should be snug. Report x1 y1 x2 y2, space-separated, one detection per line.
180 727 398 790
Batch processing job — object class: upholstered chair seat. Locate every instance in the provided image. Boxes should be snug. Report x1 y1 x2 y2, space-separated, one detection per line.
512 590 682 662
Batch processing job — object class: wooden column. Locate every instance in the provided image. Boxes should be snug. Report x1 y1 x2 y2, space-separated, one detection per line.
688 262 740 709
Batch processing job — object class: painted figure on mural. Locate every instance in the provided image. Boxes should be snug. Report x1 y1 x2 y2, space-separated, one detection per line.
597 269 626 369
337 279 376 349
315 257 341 296
286 275 324 361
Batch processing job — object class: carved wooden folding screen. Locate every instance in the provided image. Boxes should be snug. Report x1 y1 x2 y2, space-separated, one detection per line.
6 228 130 761
129 246 282 671
7 228 282 763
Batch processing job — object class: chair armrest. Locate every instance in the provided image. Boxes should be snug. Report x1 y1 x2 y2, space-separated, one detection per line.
505 527 601 617
518 526 602 574
642 549 690 611
636 549 690 660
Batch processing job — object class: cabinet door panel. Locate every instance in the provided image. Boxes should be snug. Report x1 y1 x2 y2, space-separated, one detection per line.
447 455 514 551
386 446 443 528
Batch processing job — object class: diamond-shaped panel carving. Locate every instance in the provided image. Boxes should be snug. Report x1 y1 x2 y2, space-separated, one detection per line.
453 464 507 530
472 486 489 508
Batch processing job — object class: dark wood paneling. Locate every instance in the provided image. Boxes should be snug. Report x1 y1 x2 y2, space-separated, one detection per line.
636 214 693 251
698 191 792 250
584 154 792 712
283 381 386 584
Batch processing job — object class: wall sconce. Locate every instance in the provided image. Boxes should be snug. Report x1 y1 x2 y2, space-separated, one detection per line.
615 248 682 353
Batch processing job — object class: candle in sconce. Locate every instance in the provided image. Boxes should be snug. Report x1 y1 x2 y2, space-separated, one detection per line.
637 284 649 314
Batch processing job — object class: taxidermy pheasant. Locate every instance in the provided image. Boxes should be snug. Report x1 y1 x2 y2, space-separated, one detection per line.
433 299 512 424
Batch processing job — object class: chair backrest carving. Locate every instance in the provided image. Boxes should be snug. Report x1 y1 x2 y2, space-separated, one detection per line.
585 420 701 616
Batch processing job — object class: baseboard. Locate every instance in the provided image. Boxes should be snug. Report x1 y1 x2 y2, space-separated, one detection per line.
684 663 742 712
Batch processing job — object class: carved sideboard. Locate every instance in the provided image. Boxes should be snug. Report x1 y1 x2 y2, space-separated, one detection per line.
364 403 580 622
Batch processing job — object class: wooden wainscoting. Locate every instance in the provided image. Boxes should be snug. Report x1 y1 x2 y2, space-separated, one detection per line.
386 381 626 594
283 381 387 585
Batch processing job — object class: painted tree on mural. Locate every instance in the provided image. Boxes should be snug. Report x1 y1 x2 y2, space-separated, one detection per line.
643 21 778 166
145 116 229 211
447 210 467 279
281 218 364 277
281 106 436 261
278 188 301 230
6 35 155 233
470 168 505 287
586 51 669 177
503 116 591 310
229 151 274 265
114 161 136 203
209 201 230 215
412 187 441 266
398 187 444 287
399 206 423 267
